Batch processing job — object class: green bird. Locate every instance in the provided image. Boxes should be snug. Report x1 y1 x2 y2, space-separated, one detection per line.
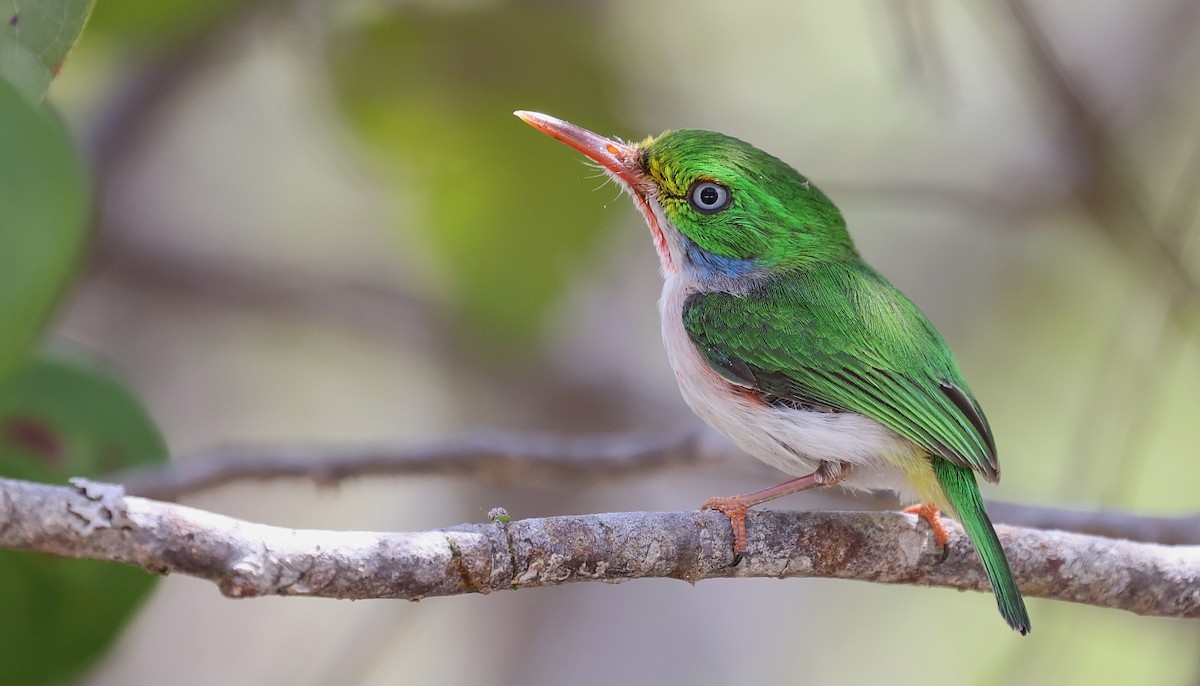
515 111 1030 634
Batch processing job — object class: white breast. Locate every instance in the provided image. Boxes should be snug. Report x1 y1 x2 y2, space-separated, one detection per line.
658 272 923 498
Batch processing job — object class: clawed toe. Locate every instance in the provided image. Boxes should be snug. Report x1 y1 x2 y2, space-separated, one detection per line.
701 496 750 556
904 503 950 561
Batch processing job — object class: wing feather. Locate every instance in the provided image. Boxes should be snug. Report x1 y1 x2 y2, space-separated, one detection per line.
682 264 999 482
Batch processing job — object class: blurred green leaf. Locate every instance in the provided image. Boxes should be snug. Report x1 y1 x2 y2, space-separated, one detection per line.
328 3 625 346
0 355 167 685
0 356 166 479
0 0 94 101
0 78 88 381
85 0 239 49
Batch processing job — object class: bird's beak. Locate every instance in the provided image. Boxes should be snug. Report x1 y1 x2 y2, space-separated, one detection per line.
514 111 645 189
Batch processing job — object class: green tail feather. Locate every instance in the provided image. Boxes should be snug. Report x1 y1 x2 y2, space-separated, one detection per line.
933 458 1031 635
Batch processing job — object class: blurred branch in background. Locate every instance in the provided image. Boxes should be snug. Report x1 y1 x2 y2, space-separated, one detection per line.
999 0 1200 298
994 0 1200 505
3 477 1198 619
886 0 956 107
109 428 723 498
102 428 1200 546
1097 128 1200 503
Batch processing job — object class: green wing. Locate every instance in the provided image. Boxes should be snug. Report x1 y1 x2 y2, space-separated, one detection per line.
683 262 999 482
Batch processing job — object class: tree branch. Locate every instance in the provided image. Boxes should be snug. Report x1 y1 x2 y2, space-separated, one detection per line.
108 429 727 500
106 429 1200 546
3 477 1199 620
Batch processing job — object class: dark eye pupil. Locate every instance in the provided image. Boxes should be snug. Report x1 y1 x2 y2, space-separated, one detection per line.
689 180 729 214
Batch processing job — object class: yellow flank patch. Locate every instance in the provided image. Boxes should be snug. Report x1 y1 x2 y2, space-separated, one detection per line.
880 443 953 514
902 456 955 515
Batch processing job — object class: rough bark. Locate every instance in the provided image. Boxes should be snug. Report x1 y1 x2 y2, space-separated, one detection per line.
3 477 1198 619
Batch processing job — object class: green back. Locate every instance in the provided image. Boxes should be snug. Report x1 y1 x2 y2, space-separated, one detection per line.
683 259 998 481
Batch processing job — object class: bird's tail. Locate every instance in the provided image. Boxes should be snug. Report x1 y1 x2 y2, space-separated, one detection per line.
933 458 1031 635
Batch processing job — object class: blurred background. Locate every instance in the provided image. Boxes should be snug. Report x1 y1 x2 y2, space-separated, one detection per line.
4 0 1200 683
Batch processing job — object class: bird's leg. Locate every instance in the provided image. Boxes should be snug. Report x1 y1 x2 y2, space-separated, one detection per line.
702 461 851 556
903 502 950 561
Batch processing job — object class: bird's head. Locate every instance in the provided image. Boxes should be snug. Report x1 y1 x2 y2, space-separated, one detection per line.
516 111 856 282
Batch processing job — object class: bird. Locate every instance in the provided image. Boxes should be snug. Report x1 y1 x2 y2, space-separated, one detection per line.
515 110 1030 635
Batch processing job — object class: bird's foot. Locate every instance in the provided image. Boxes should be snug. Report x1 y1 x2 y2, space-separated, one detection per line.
699 462 854 564
904 502 950 561
701 495 750 559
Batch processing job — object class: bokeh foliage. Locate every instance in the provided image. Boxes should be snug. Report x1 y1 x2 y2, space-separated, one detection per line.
0 3 168 684
0 79 87 381
327 3 625 344
85 0 239 47
0 357 168 686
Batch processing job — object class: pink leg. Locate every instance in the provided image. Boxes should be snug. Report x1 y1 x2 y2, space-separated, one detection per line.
702 461 851 554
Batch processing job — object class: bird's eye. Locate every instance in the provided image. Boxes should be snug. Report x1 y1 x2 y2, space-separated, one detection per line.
687 180 731 215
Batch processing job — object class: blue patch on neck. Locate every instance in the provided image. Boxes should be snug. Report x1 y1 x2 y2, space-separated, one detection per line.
684 240 758 281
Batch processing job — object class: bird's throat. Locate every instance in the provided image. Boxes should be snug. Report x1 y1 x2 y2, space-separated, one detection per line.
628 191 676 275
